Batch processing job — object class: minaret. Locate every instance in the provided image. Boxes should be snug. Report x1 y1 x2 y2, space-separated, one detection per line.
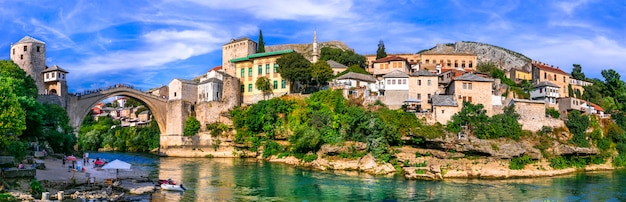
312 30 319 63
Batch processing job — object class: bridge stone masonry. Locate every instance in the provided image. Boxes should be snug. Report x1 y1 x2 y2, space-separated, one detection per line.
66 86 169 135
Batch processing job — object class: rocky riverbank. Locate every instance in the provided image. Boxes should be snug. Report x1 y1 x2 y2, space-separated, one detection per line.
2 156 157 201
159 135 616 182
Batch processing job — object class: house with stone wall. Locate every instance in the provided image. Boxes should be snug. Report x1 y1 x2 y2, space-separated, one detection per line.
408 70 439 112
379 70 409 109
331 72 378 100
431 95 459 124
446 73 495 116
230 49 293 104
532 61 570 97
370 56 411 78
530 81 560 106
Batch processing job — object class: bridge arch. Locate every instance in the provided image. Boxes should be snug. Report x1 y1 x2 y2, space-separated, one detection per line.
67 87 168 135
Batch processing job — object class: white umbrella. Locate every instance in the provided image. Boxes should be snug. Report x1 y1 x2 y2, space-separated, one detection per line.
101 159 131 179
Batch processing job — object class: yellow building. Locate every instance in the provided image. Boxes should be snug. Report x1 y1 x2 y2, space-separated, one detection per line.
532 62 570 97
418 53 477 71
230 49 293 104
370 56 411 77
509 68 531 82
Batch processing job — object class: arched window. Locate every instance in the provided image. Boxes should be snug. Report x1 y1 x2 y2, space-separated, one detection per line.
50 89 57 95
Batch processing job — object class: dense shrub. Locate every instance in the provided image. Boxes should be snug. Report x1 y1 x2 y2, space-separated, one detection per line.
509 155 535 170
183 116 201 136
565 111 590 147
546 108 560 119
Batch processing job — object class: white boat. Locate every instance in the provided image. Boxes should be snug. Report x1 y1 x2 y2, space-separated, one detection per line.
161 183 186 192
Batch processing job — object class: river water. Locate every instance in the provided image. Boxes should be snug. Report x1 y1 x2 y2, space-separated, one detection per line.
90 152 626 201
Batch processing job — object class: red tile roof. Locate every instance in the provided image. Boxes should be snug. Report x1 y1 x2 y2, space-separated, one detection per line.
373 56 408 63
590 103 603 111
209 66 222 72
533 62 569 75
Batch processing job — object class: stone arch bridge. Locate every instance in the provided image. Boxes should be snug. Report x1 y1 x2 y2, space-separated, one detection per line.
66 86 168 135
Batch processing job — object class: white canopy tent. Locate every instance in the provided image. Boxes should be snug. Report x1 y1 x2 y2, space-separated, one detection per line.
101 159 131 179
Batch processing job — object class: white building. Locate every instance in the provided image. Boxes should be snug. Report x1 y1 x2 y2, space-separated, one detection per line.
530 81 560 104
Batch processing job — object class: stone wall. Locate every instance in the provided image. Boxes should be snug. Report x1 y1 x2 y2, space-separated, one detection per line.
37 94 67 109
383 90 408 109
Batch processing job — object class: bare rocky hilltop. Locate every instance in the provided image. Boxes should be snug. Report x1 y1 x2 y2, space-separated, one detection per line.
266 40 352 61
420 41 533 72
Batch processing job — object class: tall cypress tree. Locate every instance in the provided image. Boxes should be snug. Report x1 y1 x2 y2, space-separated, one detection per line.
376 40 387 59
257 29 265 53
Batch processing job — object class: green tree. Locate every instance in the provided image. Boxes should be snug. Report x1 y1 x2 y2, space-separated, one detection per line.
601 69 624 98
276 52 312 92
565 111 590 147
257 29 265 53
568 84 574 97
447 102 489 135
0 77 26 146
184 116 201 136
476 62 498 74
320 47 367 68
0 60 38 98
310 60 333 88
571 64 586 80
376 40 387 59
335 65 370 78
255 76 273 100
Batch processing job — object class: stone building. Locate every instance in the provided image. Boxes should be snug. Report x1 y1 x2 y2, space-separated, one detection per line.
331 72 378 99
146 85 169 98
431 95 459 124
509 68 531 82
10 36 47 94
417 53 477 72
230 49 294 104
532 61 570 97
222 38 258 77
569 78 591 97
530 81 560 106
379 70 409 109
327 60 348 75
408 70 439 112
364 53 420 72
41 65 69 96
446 73 495 115
370 56 411 78
10 36 69 108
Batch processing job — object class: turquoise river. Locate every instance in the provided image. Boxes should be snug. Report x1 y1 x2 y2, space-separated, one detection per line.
90 152 626 201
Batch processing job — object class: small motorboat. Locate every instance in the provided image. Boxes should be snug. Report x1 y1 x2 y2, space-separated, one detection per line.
157 179 176 185
161 183 186 192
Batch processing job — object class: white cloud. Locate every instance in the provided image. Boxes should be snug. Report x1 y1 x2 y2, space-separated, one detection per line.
555 0 591 16
66 28 227 77
181 0 357 20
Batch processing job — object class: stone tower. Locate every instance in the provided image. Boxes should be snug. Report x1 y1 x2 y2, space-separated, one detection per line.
222 38 257 77
41 65 69 96
312 30 319 63
10 36 47 94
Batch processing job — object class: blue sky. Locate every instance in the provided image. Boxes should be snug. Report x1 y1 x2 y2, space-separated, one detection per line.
1 0 625 92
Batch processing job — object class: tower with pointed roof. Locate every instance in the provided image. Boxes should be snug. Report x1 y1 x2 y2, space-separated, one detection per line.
312 30 319 63
10 36 47 94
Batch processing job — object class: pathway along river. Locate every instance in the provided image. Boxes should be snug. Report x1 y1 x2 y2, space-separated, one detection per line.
90 152 626 201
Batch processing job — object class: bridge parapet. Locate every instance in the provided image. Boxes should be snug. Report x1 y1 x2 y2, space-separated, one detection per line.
73 86 167 101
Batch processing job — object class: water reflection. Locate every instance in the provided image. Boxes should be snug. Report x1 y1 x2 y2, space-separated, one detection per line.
90 153 626 201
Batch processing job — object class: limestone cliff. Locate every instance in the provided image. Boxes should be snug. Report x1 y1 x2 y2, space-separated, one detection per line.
266 40 352 61
421 41 532 72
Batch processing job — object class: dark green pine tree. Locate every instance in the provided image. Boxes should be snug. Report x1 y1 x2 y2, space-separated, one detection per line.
257 29 265 53
376 40 387 59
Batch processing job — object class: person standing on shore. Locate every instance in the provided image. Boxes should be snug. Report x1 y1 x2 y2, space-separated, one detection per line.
62 155 66 166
